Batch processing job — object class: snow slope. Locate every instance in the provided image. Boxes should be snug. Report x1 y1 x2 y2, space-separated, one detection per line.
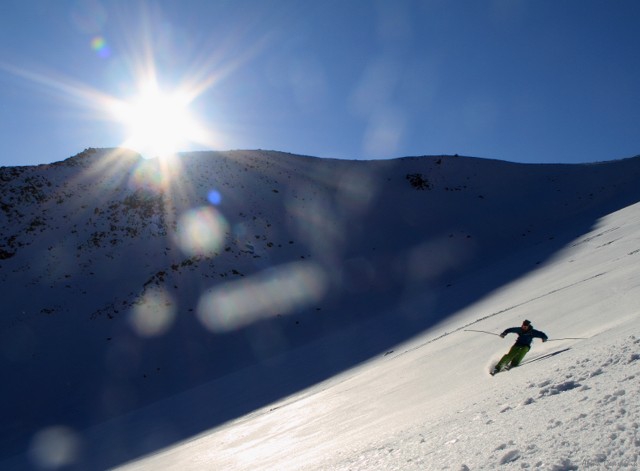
117 198 640 471
1 149 639 470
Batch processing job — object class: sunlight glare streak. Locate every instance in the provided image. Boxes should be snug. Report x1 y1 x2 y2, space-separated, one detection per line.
0 61 216 161
196 261 328 332
110 80 208 159
0 2 274 162
0 61 122 113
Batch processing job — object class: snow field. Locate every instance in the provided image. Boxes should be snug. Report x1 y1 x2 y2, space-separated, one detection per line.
115 193 640 470
3 151 640 470
322 328 640 471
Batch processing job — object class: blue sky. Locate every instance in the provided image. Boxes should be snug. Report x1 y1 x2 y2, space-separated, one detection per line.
1 0 639 166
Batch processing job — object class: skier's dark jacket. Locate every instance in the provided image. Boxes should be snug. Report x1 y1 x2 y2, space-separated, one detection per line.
501 326 548 347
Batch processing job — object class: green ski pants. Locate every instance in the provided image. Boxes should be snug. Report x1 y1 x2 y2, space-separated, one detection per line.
496 344 530 370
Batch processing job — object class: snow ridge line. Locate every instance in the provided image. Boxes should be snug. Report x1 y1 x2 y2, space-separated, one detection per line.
391 272 605 359
467 271 606 326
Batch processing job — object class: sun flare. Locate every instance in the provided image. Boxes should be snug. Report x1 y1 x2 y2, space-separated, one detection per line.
112 81 207 159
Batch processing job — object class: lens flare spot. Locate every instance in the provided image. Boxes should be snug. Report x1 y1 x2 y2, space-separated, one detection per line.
176 206 228 256
129 159 166 192
29 426 81 470
207 189 222 205
129 288 176 337
197 261 328 332
90 36 111 58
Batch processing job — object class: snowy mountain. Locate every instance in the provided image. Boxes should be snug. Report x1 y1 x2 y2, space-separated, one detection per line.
2 149 639 470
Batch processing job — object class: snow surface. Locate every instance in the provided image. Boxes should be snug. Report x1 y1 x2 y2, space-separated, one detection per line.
1 149 639 470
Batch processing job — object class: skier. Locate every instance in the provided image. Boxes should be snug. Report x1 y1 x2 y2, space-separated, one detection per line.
491 320 548 375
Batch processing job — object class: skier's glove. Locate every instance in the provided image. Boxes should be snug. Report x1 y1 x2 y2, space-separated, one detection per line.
499 334 505 338
542 339 547 342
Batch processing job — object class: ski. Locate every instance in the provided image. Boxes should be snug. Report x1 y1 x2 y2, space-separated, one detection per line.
489 365 511 376
490 348 571 375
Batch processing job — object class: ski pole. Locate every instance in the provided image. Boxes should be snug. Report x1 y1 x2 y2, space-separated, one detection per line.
463 329 501 337
547 337 588 341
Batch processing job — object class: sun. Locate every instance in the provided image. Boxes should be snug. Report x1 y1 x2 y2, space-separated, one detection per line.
111 80 207 159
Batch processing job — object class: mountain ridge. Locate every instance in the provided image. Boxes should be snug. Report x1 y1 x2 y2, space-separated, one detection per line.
2 148 640 464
